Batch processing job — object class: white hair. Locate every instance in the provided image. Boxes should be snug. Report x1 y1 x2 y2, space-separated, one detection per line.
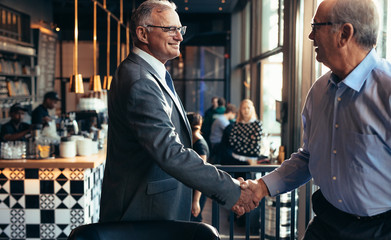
330 0 379 49
130 0 177 43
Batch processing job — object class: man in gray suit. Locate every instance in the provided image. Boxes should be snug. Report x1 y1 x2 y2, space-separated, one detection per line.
99 0 259 222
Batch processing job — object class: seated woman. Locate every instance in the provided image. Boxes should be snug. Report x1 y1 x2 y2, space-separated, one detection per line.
186 112 209 222
220 99 262 166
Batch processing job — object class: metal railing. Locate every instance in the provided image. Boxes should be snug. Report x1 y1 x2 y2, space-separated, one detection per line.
213 165 312 240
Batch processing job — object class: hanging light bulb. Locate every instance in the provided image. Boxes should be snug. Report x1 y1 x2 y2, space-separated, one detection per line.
103 75 112 90
89 75 102 92
103 11 112 90
89 1 102 92
70 0 84 93
70 74 84 93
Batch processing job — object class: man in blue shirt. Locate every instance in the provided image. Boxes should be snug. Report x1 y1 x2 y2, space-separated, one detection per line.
209 103 236 164
243 0 391 239
1 103 31 141
31 91 60 127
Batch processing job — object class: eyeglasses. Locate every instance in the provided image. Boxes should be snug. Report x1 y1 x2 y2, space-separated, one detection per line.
145 25 187 36
311 22 333 32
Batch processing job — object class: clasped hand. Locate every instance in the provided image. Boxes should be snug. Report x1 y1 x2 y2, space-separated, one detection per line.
231 177 268 216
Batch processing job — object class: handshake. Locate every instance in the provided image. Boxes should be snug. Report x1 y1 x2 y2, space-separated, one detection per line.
231 178 269 216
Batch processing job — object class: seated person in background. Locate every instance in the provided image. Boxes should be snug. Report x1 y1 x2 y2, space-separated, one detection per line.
220 99 262 227
31 91 60 127
209 103 236 164
221 99 262 166
187 112 209 222
201 97 225 149
201 97 218 147
1 103 31 141
212 97 226 119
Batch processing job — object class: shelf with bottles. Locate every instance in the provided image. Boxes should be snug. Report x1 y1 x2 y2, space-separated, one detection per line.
0 39 36 115
0 95 32 103
0 54 33 76
0 73 35 78
0 76 32 98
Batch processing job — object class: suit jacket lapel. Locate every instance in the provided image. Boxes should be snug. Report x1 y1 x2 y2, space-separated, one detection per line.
127 52 192 140
150 73 192 139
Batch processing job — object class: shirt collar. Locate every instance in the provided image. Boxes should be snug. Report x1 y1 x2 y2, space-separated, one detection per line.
133 47 166 80
330 48 379 92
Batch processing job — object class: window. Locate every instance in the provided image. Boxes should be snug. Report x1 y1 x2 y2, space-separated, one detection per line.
242 2 251 62
259 53 283 151
260 0 282 53
376 0 391 59
173 46 226 114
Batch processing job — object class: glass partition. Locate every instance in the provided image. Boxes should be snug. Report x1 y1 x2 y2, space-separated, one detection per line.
261 0 281 53
171 46 226 115
259 53 283 150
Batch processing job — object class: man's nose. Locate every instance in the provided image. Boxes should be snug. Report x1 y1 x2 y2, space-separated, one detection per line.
174 31 183 41
308 29 315 40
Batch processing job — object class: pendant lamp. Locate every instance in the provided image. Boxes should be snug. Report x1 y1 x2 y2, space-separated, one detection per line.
103 12 112 90
70 0 84 93
89 1 102 92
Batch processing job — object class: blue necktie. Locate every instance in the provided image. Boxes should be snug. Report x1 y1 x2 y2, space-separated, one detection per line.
165 71 175 94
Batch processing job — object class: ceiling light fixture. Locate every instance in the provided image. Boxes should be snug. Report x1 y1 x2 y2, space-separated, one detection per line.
70 0 84 93
89 0 102 92
103 12 112 90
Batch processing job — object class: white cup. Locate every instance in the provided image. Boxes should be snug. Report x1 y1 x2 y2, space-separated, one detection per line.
70 135 84 141
59 141 76 158
91 140 98 154
77 138 92 156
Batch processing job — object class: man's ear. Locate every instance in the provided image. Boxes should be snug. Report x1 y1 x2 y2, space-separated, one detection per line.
136 26 149 44
339 23 354 47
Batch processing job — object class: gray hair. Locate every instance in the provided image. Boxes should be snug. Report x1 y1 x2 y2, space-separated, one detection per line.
330 0 379 50
130 0 177 44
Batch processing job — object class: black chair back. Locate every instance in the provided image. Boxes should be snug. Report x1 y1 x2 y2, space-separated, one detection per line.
68 220 220 240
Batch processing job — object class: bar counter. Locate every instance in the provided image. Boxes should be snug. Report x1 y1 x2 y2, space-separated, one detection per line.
0 148 106 240
0 149 106 169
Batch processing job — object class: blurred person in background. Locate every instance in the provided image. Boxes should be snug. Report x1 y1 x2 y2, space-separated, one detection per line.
222 99 262 166
202 97 225 149
31 91 60 127
1 103 31 141
209 103 236 164
187 112 209 222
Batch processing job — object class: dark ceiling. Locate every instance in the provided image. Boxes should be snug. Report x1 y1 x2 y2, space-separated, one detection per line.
52 0 239 15
52 0 240 29
173 0 239 13
52 0 241 44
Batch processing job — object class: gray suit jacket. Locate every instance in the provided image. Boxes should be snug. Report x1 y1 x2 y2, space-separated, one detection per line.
99 52 241 222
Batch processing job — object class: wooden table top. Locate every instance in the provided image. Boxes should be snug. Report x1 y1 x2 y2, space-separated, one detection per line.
0 148 106 169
